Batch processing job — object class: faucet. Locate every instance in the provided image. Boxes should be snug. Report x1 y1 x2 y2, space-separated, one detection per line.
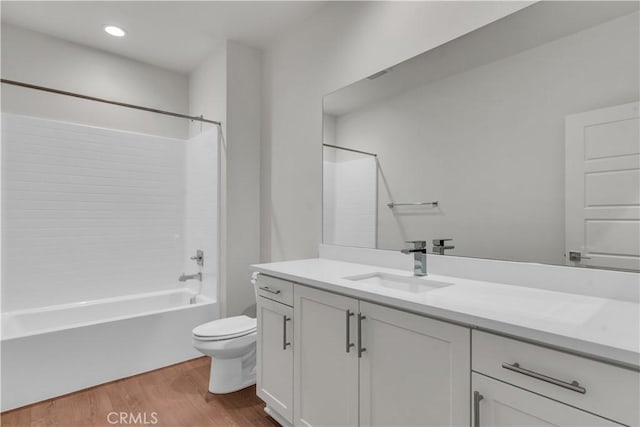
401 240 427 276
432 239 455 255
179 272 202 282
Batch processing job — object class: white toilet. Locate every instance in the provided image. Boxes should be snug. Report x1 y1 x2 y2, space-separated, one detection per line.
192 315 257 394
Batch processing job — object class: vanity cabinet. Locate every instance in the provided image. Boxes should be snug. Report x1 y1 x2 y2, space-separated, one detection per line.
472 331 638 426
257 273 636 427
293 284 470 427
256 276 294 424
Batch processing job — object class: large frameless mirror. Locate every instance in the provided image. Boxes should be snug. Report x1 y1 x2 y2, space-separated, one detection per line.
322 1 640 271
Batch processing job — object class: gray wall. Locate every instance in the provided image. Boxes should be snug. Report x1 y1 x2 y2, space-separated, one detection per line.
1 24 189 139
225 42 262 317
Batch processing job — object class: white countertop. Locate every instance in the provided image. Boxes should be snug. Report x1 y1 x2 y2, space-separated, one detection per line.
252 258 640 368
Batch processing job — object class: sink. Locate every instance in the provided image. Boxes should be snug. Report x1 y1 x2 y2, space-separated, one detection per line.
343 272 451 294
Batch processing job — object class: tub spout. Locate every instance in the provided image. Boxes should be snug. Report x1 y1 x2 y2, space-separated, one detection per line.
179 272 202 282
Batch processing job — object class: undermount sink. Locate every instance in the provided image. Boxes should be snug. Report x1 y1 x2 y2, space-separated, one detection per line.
343 272 451 294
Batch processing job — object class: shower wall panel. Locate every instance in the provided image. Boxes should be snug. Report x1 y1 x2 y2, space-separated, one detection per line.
2 114 186 311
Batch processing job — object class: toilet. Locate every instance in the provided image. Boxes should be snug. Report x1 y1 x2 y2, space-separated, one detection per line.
192 315 257 394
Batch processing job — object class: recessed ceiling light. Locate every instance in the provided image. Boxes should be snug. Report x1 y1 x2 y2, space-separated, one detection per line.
104 25 126 37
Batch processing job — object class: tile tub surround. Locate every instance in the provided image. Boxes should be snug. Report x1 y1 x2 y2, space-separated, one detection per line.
252 256 639 369
2 114 185 311
2 114 219 311
322 155 377 248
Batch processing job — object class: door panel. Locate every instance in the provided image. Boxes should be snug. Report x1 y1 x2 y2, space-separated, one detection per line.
294 285 359 427
585 170 640 206
586 220 639 255
359 302 470 427
257 297 293 423
472 373 621 426
584 117 639 159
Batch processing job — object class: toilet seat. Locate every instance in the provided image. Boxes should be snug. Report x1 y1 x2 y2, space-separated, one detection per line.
193 315 257 341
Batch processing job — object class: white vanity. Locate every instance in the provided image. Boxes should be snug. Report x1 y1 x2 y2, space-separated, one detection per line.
253 247 639 427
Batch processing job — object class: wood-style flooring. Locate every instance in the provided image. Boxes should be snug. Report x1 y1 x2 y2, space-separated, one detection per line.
1 357 279 427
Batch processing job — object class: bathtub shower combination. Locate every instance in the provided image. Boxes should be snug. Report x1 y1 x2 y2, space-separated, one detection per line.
1 113 220 411
1 290 215 411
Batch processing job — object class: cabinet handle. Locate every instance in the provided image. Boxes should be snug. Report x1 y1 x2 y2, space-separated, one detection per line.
357 313 366 358
501 362 586 394
259 286 281 295
345 310 355 353
283 316 291 350
473 391 483 427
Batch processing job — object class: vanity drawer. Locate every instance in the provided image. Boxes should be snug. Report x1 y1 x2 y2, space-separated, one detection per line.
256 274 294 306
472 331 639 426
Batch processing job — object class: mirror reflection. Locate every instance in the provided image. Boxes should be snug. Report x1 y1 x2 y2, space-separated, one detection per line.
322 1 639 271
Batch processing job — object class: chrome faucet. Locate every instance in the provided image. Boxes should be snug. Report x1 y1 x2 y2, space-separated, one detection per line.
179 272 202 282
401 240 427 276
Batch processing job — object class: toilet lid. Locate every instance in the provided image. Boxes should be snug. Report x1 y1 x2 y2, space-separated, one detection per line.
192 315 257 339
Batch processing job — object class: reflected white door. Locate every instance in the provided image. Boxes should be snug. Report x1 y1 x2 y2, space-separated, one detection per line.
565 102 640 270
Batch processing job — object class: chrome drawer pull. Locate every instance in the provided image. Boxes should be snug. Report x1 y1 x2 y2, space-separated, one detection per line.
345 310 355 353
473 391 483 427
259 286 281 295
357 313 366 358
502 362 586 394
283 316 291 350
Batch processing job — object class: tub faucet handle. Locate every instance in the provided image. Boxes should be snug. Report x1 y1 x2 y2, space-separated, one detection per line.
190 250 204 267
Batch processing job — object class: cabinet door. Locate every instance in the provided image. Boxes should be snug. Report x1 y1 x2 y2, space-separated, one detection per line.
472 373 622 426
359 302 470 427
257 296 293 423
294 285 359 427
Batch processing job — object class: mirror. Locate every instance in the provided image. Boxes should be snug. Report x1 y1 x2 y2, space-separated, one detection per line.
322 1 640 271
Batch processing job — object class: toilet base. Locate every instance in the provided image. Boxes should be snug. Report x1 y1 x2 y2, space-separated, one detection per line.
208 344 256 394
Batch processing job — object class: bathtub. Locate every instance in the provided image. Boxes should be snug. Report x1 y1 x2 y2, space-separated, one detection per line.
1 289 217 411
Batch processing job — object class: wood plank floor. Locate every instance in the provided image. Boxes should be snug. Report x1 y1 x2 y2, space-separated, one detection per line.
1 357 279 427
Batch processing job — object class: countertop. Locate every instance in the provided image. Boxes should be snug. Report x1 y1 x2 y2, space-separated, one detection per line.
252 258 640 369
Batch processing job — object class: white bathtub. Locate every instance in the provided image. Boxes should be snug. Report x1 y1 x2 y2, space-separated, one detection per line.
1 289 217 411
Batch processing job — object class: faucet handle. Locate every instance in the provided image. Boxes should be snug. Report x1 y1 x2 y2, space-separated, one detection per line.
432 239 452 247
405 240 427 249
190 249 204 267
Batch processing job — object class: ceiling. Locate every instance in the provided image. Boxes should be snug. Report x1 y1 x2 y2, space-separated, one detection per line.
324 1 639 116
1 1 328 74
